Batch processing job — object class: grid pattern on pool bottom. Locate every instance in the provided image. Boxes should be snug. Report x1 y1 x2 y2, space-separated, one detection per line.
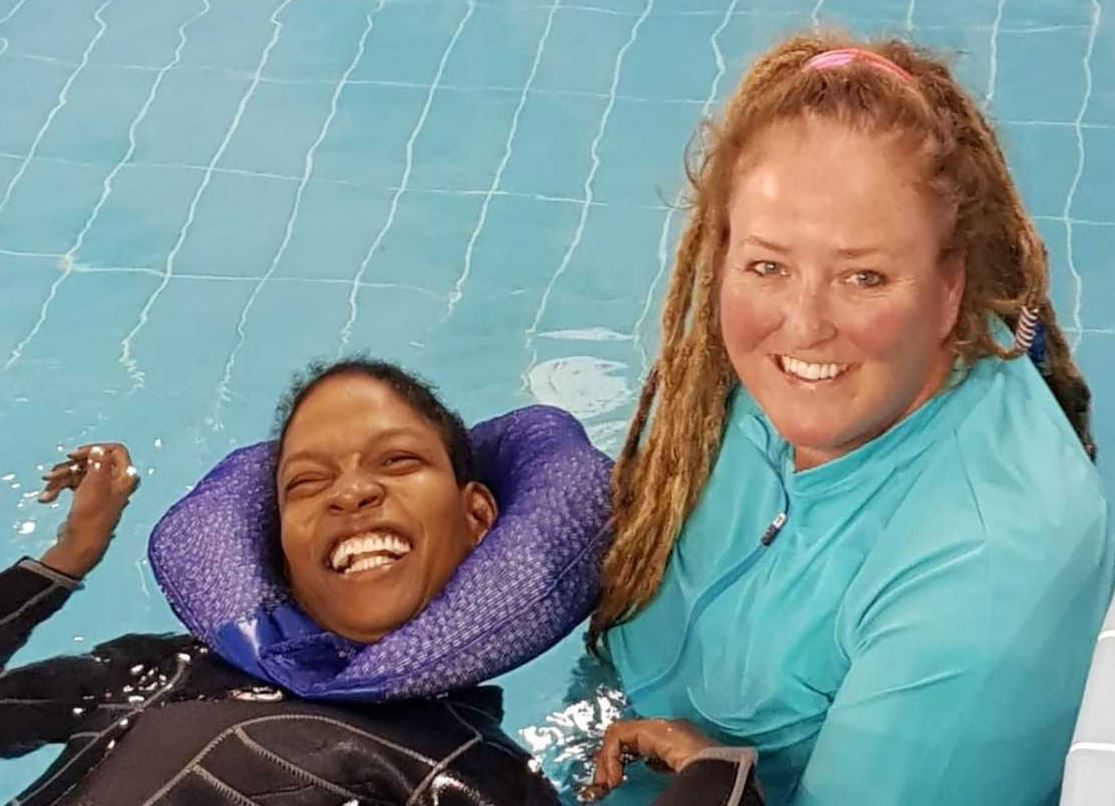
0 0 1113 801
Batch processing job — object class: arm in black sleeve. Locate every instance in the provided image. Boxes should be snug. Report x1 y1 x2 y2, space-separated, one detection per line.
0 558 82 669
0 559 188 760
0 557 96 758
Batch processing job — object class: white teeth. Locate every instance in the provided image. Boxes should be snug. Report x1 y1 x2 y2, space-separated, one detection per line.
330 532 411 571
779 356 848 382
344 555 397 575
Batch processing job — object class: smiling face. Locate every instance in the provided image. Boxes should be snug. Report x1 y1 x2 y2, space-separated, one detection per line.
718 117 966 470
276 373 496 643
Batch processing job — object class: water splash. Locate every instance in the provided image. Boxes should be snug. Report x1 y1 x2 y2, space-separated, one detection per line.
518 656 630 798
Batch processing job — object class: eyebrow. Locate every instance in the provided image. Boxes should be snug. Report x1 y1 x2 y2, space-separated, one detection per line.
743 235 886 259
744 235 792 254
278 427 425 476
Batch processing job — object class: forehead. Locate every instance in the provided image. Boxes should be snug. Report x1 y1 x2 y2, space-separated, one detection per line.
730 118 942 245
283 375 437 453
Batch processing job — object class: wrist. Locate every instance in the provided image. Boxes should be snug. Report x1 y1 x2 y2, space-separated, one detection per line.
41 522 110 579
40 544 99 578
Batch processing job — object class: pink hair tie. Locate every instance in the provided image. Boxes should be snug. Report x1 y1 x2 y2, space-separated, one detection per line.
805 48 914 82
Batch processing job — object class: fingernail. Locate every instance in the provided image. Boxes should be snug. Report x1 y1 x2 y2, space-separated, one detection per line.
90 445 104 456
92 462 102 471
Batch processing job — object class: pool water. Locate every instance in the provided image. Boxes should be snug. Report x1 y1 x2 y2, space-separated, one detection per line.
1 0 1112 801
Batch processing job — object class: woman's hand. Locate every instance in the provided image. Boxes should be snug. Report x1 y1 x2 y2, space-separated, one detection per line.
38 443 139 579
584 718 718 799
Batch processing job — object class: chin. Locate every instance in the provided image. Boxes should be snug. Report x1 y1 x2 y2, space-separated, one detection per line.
770 413 849 450
296 590 410 645
330 619 399 645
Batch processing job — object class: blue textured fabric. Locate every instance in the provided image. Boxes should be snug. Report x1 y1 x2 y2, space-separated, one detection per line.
148 405 613 702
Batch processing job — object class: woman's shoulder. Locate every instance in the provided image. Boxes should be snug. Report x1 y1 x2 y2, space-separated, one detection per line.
842 355 1111 643
949 352 1107 549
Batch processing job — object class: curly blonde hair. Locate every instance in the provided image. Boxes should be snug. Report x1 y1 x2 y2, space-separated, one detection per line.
589 31 1095 647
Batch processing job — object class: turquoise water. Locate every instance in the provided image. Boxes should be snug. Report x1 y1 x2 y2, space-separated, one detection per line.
1 0 1113 800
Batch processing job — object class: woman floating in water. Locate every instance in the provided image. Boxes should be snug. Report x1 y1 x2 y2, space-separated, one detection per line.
2 360 587 805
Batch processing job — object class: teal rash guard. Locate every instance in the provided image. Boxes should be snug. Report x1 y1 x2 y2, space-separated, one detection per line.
608 349 1112 806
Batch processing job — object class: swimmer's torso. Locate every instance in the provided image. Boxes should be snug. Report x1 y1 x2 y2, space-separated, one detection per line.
60 696 546 806
608 352 1112 805
0 561 558 806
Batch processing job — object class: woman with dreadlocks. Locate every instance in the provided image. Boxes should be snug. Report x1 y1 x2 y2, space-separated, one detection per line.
584 33 1112 806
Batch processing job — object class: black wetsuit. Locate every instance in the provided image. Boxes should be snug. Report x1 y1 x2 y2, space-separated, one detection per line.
0 558 559 806
1 559 761 806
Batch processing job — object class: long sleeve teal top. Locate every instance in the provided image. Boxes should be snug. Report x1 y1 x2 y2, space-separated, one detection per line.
608 350 1112 806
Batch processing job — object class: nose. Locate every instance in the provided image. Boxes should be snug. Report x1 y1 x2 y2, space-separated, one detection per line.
328 471 385 514
783 278 837 347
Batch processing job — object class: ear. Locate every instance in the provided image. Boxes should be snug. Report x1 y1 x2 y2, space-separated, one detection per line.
462 481 498 546
939 253 966 340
